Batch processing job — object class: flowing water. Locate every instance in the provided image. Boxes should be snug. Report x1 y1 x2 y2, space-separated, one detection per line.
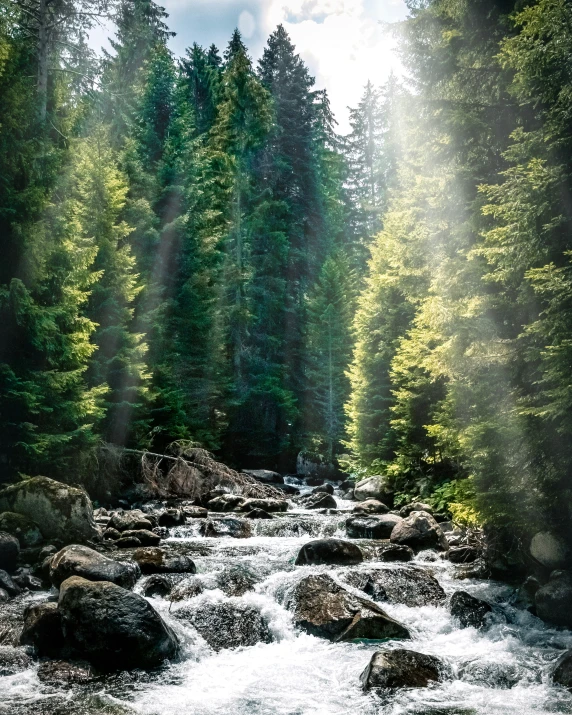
2 486 572 715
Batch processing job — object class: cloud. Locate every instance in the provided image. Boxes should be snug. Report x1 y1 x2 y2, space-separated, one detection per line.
238 10 256 39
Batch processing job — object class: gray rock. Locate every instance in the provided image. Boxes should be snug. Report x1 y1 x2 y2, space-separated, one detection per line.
37 659 98 686
238 498 287 513
354 476 393 504
143 575 172 598
390 511 448 551
0 568 22 596
115 536 142 548
242 469 284 485
552 650 572 689
341 566 446 607
158 509 185 527
295 538 363 566
287 573 410 642
312 483 334 495
169 576 204 602
108 510 153 533
20 602 66 657
0 477 98 543
460 659 520 689
0 588 10 602
346 514 402 539
535 571 572 627
200 517 252 538
352 499 389 515
174 600 272 651
58 575 180 670
360 649 446 690
0 646 33 676
244 509 274 519
183 506 208 519
50 545 139 589
103 527 122 541
297 492 337 510
450 590 492 629
399 502 433 517
0 512 43 547
120 529 161 546
448 546 480 564
216 565 258 597
206 494 244 512
376 543 414 562
0 532 20 573
133 547 196 574
530 532 569 570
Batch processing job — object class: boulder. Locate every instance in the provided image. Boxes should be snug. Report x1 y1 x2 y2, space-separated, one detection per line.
143 575 172 598
341 566 446 607
352 499 389 515
244 509 274 519
50 545 139 589
13 571 43 591
0 569 21 597
103 527 122 541
216 565 258 597
287 573 410 642
460 659 520 689
552 650 572 689
450 590 492 629
58 575 180 669
448 546 480 564
0 588 9 602
20 602 66 657
354 476 393 504
360 649 446 690
115 535 142 548
346 514 402 540
120 529 161 546
242 469 284 485
399 502 433 517
158 509 185 527
454 558 489 581
183 506 208 519
206 494 244 512
174 601 272 651
108 510 153 533
535 571 572 627
200 517 252 539
297 492 337 510
530 532 569 570
169 576 204 602
37 659 97 686
238 498 287 513
390 511 448 551
0 513 43 548
0 646 33 676
133 547 196 575
376 543 414 562
0 477 98 543
0 532 20 572
312 483 334 495
295 538 363 566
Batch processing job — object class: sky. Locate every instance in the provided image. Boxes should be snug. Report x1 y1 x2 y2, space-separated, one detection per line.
91 0 409 133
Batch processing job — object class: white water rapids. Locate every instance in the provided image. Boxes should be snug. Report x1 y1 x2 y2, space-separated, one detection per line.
2 487 572 715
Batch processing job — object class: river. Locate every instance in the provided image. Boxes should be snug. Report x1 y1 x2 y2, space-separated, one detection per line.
1 485 572 715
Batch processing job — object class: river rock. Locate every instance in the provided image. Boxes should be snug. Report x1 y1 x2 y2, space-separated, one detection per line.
312 483 334 495
460 659 520 689
133 547 196 574
530 532 569 570
244 508 274 519
20 602 66 657
346 514 402 539
297 492 337 510
50 545 139 589
352 499 389 515
115 535 142 548
169 576 204 602
58 575 180 669
0 532 20 572
0 513 43 548
216 565 258 597
360 649 446 690
200 517 252 538
390 511 448 551
103 527 122 541
376 543 414 562
354 476 393 504
287 573 410 642
183 506 208 519
0 588 9 602
0 646 33 676
206 494 245 512
342 566 446 607
242 469 284 485
535 571 572 627
454 557 489 580
448 546 480 564
552 650 572 689
158 509 185 527
238 498 288 513
399 502 433 517
37 659 98 686
143 575 172 598
174 600 272 651
120 529 161 546
0 477 98 543
450 590 492 629
295 538 363 566
0 568 21 596
108 510 153 532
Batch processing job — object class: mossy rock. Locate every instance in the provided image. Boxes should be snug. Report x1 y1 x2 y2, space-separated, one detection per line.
0 512 43 548
0 477 98 544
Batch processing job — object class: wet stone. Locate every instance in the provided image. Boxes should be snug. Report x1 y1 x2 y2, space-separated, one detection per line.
295 538 363 566
360 648 447 690
0 646 33 675
341 566 446 607
450 590 492 629
37 659 98 686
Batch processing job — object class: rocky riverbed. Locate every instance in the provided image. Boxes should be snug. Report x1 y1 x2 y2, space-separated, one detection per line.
1 476 572 714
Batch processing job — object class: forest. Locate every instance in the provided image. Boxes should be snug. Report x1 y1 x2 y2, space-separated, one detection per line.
2 0 572 550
